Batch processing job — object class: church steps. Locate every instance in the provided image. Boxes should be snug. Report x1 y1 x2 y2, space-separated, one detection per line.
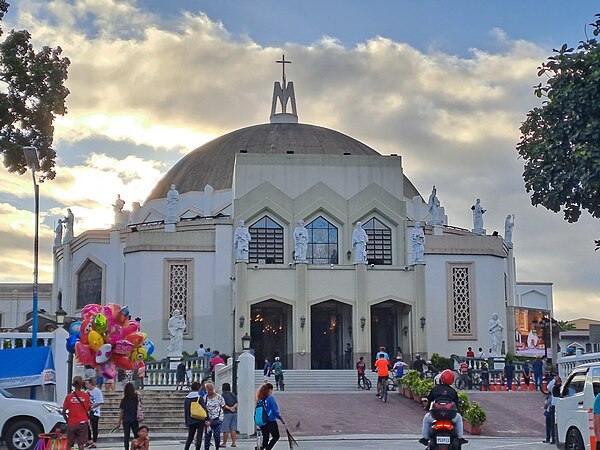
254 369 381 391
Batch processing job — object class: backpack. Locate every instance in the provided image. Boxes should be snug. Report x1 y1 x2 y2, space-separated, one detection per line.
255 400 269 427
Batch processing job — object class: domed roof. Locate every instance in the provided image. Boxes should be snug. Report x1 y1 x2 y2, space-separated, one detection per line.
147 122 420 201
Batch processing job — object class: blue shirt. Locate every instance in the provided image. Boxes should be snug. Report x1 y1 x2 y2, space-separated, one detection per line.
265 395 282 422
376 352 390 360
593 392 600 415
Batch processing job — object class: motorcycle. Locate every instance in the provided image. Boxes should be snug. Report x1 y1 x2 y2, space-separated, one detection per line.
425 400 464 450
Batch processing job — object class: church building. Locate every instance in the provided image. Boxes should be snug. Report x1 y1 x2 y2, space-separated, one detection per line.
50 59 553 368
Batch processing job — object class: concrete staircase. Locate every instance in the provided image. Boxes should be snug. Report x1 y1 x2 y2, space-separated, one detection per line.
254 369 382 392
98 390 189 435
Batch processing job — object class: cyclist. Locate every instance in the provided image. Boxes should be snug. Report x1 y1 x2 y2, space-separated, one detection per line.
392 357 407 380
356 356 367 388
373 353 390 398
376 346 390 360
419 369 468 446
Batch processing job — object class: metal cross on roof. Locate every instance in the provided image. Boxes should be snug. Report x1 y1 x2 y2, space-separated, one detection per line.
276 54 291 86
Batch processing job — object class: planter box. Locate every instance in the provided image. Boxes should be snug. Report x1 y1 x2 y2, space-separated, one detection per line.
464 420 483 435
413 391 422 403
403 388 411 398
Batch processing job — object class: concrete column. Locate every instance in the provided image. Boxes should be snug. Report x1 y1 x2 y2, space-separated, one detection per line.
237 351 255 436
413 264 427 358
294 263 308 369
234 263 248 354
62 243 73 313
108 229 122 303
355 264 369 361
52 327 69 404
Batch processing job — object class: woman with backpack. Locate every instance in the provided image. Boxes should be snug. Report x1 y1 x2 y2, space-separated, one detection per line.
256 383 285 450
203 382 225 450
184 382 206 450
115 382 143 450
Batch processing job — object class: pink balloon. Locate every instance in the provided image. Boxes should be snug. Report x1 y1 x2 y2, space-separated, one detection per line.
125 331 145 348
75 342 95 365
106 323 123 345
113 339 134 355
99 361 117 379
79 317 93 345
121 320 139 337
81 304 102 320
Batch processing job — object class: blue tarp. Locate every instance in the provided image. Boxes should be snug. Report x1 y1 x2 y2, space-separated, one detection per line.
0 346 56 388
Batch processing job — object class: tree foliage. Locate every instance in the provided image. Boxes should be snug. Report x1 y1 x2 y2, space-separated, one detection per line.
557 320 576 331
517 14 600 230
0 0 70 180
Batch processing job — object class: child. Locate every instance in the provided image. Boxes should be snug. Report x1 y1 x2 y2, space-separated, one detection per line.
130 425 149 450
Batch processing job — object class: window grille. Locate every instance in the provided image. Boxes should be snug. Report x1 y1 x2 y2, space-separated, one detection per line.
76 260 102 309
306 216 338 265
249 216 284 264
362 217 392 265
451 266 473 336
169 264 189 324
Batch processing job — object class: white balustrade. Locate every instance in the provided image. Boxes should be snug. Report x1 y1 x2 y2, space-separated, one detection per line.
0 331 55 350
557 351 600 380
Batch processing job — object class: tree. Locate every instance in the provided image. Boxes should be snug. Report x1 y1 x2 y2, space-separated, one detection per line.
0 0 70 180
517 14 600 250
557 320 576 331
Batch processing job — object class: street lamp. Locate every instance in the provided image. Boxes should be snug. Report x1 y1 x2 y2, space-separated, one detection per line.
55 307 67 328
23 146 40 349
241 333 251 351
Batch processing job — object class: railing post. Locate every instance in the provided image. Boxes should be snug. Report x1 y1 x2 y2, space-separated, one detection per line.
52 327 70 404
237 351 256 436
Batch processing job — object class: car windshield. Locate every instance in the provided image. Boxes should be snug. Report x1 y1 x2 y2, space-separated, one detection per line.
0 388 14 398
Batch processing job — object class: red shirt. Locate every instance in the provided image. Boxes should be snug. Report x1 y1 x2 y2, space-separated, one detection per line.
210 356 225 372
466 351 475 358
63 391 91 425
374 359 390 377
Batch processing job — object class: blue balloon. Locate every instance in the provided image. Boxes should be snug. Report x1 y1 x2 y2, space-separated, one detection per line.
141 339 155 356
69 321 82 336
66 334 78 353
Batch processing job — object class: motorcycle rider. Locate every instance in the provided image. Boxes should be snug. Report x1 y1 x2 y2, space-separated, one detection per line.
419 369 468 446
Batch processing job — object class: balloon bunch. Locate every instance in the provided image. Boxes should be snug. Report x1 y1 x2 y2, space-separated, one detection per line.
66 303 155 379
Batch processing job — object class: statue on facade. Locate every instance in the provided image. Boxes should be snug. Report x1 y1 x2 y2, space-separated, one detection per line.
293 220 308 263
165 184 180 224
489 313 504 356
352 221 369 264
504 214 515 249
410 221 426 264
113 194 125 226
234 220 251 262
54 219 63 246
427 186 442 226
471 198 486 235
167 309 186 357
63 208 74 242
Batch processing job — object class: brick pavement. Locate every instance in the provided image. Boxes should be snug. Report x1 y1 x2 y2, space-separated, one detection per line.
274 389 546 438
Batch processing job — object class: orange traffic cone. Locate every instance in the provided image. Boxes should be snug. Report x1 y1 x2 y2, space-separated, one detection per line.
589 408 597 449
529 381 535 392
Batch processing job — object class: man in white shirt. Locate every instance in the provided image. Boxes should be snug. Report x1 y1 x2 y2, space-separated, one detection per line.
544 374 561 444
85 378 104 448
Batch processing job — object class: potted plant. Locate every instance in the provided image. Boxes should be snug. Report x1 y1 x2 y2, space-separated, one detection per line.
414 378 434 403
457 391 470 416
464 401 487 435
400 370 420 398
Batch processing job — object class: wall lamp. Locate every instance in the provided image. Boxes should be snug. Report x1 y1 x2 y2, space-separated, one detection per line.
420 316 426 329
239 315 245 328
360 316 366 331
403 325 409 336
300 316 306 330
346 250 352 260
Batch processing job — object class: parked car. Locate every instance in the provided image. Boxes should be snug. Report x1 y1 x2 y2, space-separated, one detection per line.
0 388 66 450
555 362 600 450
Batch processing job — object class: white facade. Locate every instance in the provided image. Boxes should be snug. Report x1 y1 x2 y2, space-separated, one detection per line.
0 283 52 329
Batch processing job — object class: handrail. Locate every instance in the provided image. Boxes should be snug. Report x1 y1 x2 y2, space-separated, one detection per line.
556 351 600 380
0 331 55 349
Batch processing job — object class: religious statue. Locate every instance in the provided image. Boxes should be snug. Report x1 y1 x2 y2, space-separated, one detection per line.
165 184 180 224
54 219 63 247
167 309 186 357
234 220 251 262
352 221 369 264
427 186 442 226
293 220 308 263
489 313 504 356
410 221 426 264
113 194 125 226
63 208 74 243
504 214 515 249
471 198 486 235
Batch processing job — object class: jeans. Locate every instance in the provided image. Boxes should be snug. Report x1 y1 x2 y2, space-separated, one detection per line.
534 373 543 390
545 406 555 442
184 422 205 450
506 377 514 391
204 420 221 450
260 421 280 449
422 412 464 439
123 421 139 450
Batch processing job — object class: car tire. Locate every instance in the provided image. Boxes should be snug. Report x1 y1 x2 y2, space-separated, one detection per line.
5 420 42 450
565 427 585 450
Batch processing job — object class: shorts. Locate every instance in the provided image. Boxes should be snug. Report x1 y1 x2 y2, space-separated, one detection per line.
221 413 237 432
67 423 88 448
378 376 388 384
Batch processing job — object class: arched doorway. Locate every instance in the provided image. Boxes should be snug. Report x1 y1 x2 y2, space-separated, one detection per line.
250 300 293 369
370 300 410 364
311 300 352 369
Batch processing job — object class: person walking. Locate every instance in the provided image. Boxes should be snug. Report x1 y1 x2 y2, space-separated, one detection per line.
210 351 225 381
176 360 187 390
184 382 206 450
272 357 284 391
532 356 543 390
263 359 272 383
63 376 91 450
115 382 142 450
203 382 225 450
85 378 103 448
413 353 425 377
221 382 238 448
256 383 285 450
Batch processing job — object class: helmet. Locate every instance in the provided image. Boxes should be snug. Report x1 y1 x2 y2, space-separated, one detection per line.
379 346 386 351
275 357 280 361
440 369 454 386
434 374 442 385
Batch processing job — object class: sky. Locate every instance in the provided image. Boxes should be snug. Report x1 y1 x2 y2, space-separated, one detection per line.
1 0 599 321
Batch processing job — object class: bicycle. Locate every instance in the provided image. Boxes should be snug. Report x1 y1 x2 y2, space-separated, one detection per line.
380 375 388 403
358 373 372 390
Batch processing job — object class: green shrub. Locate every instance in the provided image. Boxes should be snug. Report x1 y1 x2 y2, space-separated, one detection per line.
465 401 487 425
431 352 454 371
399 369 421 390
415 378 434 397
457 391 470 416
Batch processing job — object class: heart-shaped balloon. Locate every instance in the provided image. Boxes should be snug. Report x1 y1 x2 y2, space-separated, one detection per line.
113 354 135 370
121 320 139 337
75 342 95 365
99 361 116 379
124 331 145 348
81 304 102 320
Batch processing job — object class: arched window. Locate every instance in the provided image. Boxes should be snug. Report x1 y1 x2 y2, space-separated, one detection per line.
363 217 392 265
249 216 284 264
306 216 338 265
586 343 592 353
76 260 103 309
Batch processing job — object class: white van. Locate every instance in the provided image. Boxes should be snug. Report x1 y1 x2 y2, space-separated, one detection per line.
555 362 600 450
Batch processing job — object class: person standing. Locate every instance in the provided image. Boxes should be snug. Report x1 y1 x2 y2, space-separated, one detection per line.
184 382 206 450
480 361 490 391
137 361 146 390
393 357 407 380
504 359 516 391
176 360 187 391
532 356 543 390
263 359 272 383
210 351 225 381
413 353 425 377
85 378 103 448
197 344 206 360
271 357 284 391
522 361 531 389
63 376 91 450
593 390 600 450
457 360 469 390
356 356 367 389
344 343 353 369
543 375 561 444
203 382 225 450
256 383 285 450
466 347 475 358
221 382 238 448
115 382 142 450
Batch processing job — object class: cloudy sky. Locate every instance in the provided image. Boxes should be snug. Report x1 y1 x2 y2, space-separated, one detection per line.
1 0 598 320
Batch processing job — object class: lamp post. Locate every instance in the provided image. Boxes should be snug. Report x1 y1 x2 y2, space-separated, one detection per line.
23 146 40 349
241 333 251 352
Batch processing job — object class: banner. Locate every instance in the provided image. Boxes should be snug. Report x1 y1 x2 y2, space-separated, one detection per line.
514 307 550 356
